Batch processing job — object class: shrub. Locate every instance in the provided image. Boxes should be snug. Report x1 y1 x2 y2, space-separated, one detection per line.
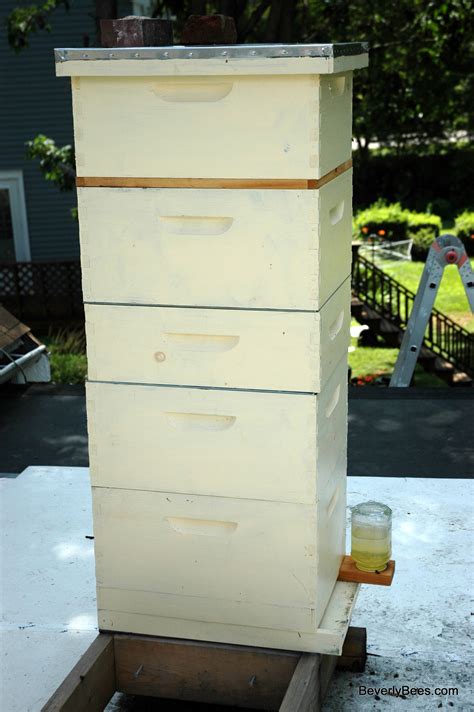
353 201 409 241
406 212 442 236
410 227 437 262
47 327 86 355
43 328 87 384
50 353 87 384
407 213 442 261
454 211 474 257
353 202 441 249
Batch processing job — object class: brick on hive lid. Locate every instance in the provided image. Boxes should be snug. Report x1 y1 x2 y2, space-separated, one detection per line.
100 16 173 47
181 14 237 46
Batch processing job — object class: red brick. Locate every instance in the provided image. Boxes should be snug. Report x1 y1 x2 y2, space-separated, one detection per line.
100 16 173 48
181 15 237 46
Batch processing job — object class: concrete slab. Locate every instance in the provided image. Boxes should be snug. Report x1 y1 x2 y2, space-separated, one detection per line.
327 658 472 711
1 468 472 710
0 467 97 712
329 477 474 711
2 630 98 712
347 477 473 663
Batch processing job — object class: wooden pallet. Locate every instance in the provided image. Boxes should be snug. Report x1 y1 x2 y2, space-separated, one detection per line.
41 626 366 712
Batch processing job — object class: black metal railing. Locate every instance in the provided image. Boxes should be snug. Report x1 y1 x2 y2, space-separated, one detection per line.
0 260 83 329
352 252 474 376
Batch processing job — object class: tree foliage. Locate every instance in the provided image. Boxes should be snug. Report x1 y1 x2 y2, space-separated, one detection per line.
7 0 473 215
25 134 76 190
151 0 474 153
6 0 69 51
337 0 474 151
6 0 473 149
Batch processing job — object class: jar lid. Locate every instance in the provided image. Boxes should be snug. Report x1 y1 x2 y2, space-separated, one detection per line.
352 500 392 520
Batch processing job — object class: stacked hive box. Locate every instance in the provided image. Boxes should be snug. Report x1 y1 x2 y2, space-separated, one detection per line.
57 43 368 653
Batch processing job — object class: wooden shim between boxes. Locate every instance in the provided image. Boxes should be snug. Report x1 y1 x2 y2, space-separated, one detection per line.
76 159 353 191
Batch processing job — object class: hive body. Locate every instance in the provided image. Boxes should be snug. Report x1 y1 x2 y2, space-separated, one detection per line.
71 72 352 179
59 43 368 652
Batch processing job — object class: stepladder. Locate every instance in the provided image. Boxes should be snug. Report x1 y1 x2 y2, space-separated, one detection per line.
390 234 474 387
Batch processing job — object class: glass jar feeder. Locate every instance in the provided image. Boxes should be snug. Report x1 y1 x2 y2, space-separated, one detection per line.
351 501 392 572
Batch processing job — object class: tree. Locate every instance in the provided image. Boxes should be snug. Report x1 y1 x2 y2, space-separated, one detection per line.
6 0 117 50
7 0 474 199
6 0 69 51
324 0 474 154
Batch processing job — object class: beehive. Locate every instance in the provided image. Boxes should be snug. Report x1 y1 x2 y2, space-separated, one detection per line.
56 42 368 652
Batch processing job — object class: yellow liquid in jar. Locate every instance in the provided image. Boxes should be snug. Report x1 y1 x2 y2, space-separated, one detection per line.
351 524 391 572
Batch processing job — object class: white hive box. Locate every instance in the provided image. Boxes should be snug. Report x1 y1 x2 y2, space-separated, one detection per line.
93 469 346 642
84 277 351 393
87 354 348 503
70 73 353 179
78 170 352 311
56 44 367 180
56 42 368 653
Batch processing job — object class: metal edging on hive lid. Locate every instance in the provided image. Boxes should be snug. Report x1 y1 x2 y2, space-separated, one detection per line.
55 42 369 63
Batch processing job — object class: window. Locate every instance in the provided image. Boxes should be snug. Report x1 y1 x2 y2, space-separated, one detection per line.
0 171 31 262
0 189 15 260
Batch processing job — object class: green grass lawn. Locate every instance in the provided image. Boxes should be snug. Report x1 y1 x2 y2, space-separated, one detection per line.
348 333 446 387
349 257 473 386
384 259 474 332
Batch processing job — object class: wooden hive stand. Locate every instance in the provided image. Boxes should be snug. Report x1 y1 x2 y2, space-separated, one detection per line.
41 626 367 712
42 558 395 711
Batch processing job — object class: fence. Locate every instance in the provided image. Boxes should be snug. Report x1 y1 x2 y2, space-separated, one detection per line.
0 261 83 331
352 252 474 376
